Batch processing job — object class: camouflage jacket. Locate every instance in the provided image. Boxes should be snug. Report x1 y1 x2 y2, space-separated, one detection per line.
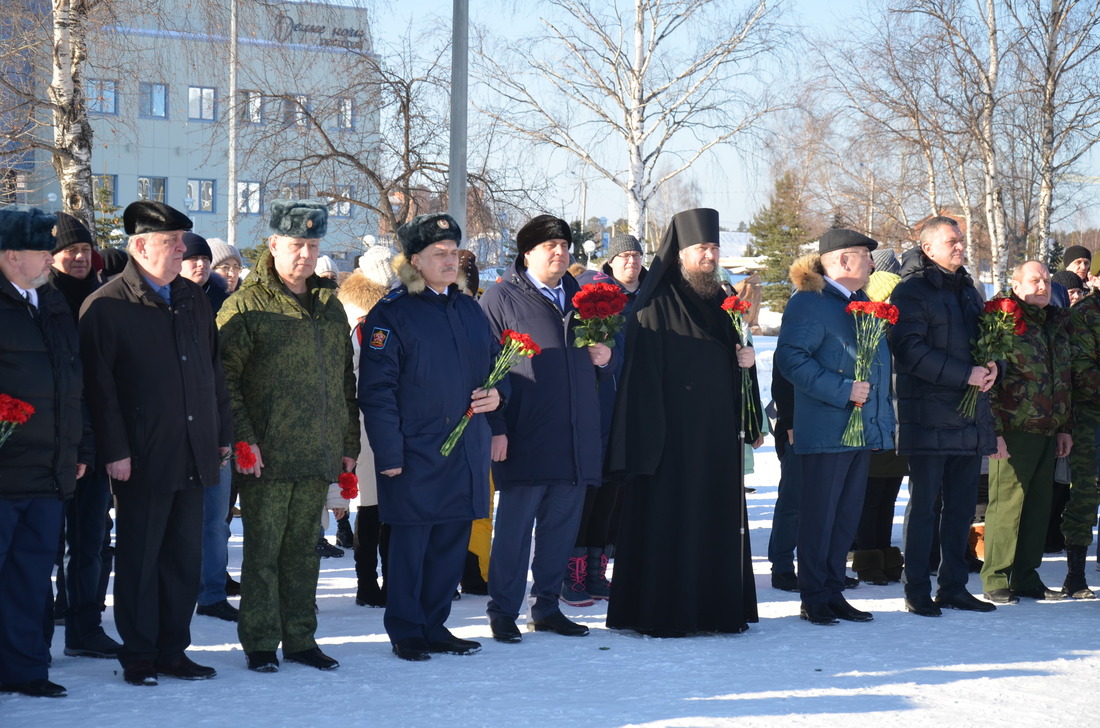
989 294 1073 436
1069 292 1100 416
217 249 359 481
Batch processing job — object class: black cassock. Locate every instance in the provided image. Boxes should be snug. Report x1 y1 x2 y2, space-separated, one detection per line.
606 209 759 637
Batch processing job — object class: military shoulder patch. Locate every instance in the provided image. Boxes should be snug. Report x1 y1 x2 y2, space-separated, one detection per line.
380 288 405 304
369 327 390 350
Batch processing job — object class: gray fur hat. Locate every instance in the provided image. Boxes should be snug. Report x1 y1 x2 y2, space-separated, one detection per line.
269 199 328 239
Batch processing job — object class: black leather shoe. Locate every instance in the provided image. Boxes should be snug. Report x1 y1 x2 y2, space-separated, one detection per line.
123 660 158 686
428 632 481 656
490 618 523 643
529 611 589 636
983 589 1020 604
392 638 432 661
829 598 873 622
904 594 942 617
225 573 241 597
799 602 839 625
156 654 216 680
771 571 798 592
284 647 339 670
1012 587 1065 601
0 678 67 698
843 576 860 589
196 599 239 622
935 591 997 612
246 651 279 673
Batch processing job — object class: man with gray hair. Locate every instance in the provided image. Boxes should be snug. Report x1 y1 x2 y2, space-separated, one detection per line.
217 200 359 673
80 201 232 685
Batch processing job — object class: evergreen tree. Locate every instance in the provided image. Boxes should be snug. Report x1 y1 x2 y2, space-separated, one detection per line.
747 172 810 312
92 185 124 248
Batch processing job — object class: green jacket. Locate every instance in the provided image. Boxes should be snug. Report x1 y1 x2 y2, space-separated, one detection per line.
217 249 359 481
1070 293 1100 416
989 294 1073 436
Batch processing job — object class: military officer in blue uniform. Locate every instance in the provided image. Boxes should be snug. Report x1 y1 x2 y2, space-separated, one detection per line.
358 213 502 661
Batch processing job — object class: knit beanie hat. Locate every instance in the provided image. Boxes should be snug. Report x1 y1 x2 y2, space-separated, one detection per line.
315 255 339 277
182 232 212 260
53 211 95 253
1063 245 1091 268
359 245 396 288
607 233 642 260
207 238 243 268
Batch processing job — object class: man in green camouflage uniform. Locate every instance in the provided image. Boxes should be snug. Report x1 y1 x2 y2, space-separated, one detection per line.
217 200 359 673
1062 292 1100 598
982 261 1073 604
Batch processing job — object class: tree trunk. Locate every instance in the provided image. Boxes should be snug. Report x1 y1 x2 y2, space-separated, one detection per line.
49 0 95 232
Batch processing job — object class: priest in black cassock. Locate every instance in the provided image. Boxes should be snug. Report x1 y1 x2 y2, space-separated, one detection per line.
606 207 760 637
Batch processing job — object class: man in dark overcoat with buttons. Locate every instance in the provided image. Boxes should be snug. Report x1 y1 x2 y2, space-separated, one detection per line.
79 201 231 686
358 213 501 661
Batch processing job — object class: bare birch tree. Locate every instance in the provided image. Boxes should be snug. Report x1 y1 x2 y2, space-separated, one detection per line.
474 0 784 237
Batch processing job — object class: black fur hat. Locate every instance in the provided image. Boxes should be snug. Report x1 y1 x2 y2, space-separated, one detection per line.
516 215 571 264
397 213 461 257
0 205 57 252
123 200 193 235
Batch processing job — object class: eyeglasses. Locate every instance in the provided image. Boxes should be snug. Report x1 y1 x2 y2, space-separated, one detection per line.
214 264 242 273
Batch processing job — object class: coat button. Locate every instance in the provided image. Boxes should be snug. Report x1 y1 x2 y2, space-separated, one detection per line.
181 355 188 361
187 415 193 421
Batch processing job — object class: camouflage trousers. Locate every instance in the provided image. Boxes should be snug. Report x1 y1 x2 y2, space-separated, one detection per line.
1063 413 1100 547
237 477 327 653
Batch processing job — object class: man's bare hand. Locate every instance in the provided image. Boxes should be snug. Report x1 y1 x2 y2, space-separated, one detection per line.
237 443 264 478
491 434 508 462
470 387 500 415
106 458 131 482
735 344 755 369
850 381 870 404
1057 432 1072 459
381 467 403 477
76 463 88 480
587 343 611 367
990 435 1009 460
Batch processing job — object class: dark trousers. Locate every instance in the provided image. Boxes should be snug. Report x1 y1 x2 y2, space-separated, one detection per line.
854 476 902 550
574 481 620 548
487 481 585 622
384 520 470 643
353 505 390 586
902 455 980 598
62 468 112 646
113 483 203 667
0 497 63 684
797 451 869 604
768 443 801 574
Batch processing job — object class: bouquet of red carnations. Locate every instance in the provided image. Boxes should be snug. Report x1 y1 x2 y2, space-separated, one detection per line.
234 441 257 469
0 394 34 452
721 295 759 438
957 296 1026 419
841 301 899 447
338 472 359 500
571 282 629 347
440 329 542 456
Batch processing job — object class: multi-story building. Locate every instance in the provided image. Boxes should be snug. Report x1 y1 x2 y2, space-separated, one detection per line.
2 0 379 255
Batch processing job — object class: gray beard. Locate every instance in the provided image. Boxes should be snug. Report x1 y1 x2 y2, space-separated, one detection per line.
680 263 723 299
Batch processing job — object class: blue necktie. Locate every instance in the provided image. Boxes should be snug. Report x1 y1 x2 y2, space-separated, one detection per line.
158 285 171 305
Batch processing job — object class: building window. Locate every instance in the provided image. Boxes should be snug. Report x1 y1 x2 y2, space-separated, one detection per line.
327 186 353 218
87 79 117 114
138 82 168 118
0 169 27 204
241 90 263 124
283 94 309 127
236 181 261 214
185 179 215 213
336 98 353 129
137 176 166 203
188 86 216 121
276 182 310 200
93 175 117 208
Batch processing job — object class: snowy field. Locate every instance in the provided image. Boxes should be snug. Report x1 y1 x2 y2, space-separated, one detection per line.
8 337 1100 726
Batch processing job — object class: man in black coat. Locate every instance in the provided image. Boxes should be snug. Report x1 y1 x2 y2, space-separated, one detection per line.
80 201 232 686
47 212 123 659
890 216 999 616
606 208 760 637
479 214 612 643
0 206 86 698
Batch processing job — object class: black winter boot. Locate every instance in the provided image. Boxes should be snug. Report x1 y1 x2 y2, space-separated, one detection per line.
1063 545 1096 599
852 549 888 585
882 546 904 582
460 551 489 595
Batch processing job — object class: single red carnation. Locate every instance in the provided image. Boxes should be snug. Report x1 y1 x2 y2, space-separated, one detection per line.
234 441 257 469
722 296 741 312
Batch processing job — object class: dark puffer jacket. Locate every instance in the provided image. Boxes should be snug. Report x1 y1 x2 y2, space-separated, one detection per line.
479 262 612 488
0 275 85 500
889 254 997 456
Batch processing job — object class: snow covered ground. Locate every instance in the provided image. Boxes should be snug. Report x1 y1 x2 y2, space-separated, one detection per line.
9 337 1100 726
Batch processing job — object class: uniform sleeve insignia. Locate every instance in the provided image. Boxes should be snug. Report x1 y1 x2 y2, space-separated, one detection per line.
369 327 390 350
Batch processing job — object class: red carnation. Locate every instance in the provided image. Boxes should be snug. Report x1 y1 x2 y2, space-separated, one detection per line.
0 394 35 452
234 441 257 469
338 472 359 500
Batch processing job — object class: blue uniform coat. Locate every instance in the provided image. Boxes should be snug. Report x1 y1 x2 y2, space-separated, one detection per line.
358 283 496 525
